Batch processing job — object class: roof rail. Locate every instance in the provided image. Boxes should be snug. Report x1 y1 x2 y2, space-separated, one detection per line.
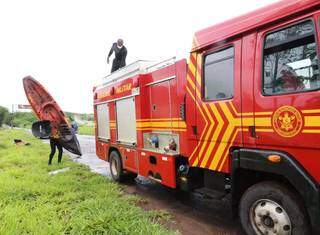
95 57 177 90
146 57 176 73
97 60 154 88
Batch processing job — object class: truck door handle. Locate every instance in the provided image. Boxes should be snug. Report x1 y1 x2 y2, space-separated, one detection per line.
192 126 197 135
249 126 256 138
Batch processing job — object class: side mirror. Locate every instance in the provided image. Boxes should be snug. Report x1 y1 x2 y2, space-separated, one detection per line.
31 120 52 139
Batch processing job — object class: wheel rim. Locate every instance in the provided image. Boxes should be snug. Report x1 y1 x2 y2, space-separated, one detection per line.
110 158 118 177
250 199 292 235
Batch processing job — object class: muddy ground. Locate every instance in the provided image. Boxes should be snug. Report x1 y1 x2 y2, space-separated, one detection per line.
67 135 245 235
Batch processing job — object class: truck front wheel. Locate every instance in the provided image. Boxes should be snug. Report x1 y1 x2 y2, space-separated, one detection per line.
239 181 310 235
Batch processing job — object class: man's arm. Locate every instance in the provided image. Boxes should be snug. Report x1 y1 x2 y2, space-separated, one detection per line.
122 48 127 66
107 43 116 64
123 47 127 59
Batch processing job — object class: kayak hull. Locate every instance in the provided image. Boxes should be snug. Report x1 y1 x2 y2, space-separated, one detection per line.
23 76 82 156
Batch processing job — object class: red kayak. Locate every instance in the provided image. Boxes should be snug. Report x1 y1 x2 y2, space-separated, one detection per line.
23 76 82 156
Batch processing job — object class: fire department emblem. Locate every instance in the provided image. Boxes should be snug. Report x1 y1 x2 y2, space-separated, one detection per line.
272 106 303 138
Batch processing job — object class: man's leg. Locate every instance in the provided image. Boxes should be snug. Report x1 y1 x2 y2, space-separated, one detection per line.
111 60 117 72
57 142 63 163
111 60 120 72
48 138 56 165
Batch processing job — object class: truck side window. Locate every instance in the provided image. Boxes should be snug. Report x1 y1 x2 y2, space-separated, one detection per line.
263 20 320 95
204 47 234 100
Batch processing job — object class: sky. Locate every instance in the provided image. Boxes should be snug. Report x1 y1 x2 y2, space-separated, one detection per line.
0 0 279 114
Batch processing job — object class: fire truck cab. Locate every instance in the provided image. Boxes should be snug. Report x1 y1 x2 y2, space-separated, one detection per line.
94 0 320 234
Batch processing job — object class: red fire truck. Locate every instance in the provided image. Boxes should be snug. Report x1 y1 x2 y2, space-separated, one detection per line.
94 0 320 234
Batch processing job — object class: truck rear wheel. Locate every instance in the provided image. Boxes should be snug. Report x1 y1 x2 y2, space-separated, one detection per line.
239 181 310 235
109 151 125 182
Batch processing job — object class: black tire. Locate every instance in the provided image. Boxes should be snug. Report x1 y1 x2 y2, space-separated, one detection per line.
124 173 138 182
109 151 125 182
239 181 310 235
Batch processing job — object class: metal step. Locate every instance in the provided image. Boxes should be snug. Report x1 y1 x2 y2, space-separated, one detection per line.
192 187 227 201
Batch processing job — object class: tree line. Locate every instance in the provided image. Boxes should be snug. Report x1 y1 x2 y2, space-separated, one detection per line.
0 106 93 128
0 106 37 128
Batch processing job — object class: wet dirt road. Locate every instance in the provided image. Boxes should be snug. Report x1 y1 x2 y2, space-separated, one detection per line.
67 135 245 235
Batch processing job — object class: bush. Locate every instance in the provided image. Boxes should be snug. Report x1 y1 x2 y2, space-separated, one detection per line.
5 112 37 128
65 112 94 122
0 106 9 127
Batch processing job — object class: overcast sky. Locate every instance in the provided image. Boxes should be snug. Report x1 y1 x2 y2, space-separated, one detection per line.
0 0 279 114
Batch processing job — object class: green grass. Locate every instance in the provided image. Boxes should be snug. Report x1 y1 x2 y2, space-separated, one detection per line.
78 125 95 136
0 129 175 234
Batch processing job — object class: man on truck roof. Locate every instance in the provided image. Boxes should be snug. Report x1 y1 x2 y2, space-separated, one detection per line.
107 39 127 73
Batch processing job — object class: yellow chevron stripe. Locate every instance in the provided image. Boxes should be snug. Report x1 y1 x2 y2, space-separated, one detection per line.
186 86 200 164
194 55 212 167
192 102 210 166
188 55 205 166
137 128 186 132
221 102 240 126
186 85 196 103
136 121 186 128
304 116 320 127
187 76 196 90
187 76 202 99
242 117 271 127
187 59 211 167
229 102 272 117
256 112 274 116
197 103 215 166
209 124 235 170
218 128 241 171
242 117 254 127
189 60 196 77
218 127 250 172
195 54 202 86
187 57 211 167
256 128 274 133
302 129 320 134
255 117 272 127
200 104 224 167
191 52 197 63
229 102 250 117
209 103 237 170
187 84 209 166
302 109 320 114
136 118 182 121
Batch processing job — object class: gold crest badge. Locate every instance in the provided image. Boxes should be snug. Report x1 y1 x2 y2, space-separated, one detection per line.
272 106 303 138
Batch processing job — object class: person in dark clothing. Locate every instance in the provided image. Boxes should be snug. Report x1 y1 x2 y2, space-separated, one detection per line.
107 39 127 73
48 138 63 165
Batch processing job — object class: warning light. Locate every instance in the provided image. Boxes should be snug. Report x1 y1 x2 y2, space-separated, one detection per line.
267 155 281 163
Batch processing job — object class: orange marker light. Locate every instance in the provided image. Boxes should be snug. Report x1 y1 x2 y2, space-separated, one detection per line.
268 155 281 163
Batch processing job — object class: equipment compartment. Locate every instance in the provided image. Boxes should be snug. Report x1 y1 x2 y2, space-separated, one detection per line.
138 151 176 188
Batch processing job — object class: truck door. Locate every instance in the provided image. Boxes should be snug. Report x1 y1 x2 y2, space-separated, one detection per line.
150 81 171 122
253 18 320 172
191 40 243 172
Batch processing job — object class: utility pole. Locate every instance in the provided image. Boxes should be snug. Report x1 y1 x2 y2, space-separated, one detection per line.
11 104 14 129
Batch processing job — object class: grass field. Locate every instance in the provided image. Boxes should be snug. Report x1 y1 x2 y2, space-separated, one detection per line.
0 129 175 234
78 124 95 136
